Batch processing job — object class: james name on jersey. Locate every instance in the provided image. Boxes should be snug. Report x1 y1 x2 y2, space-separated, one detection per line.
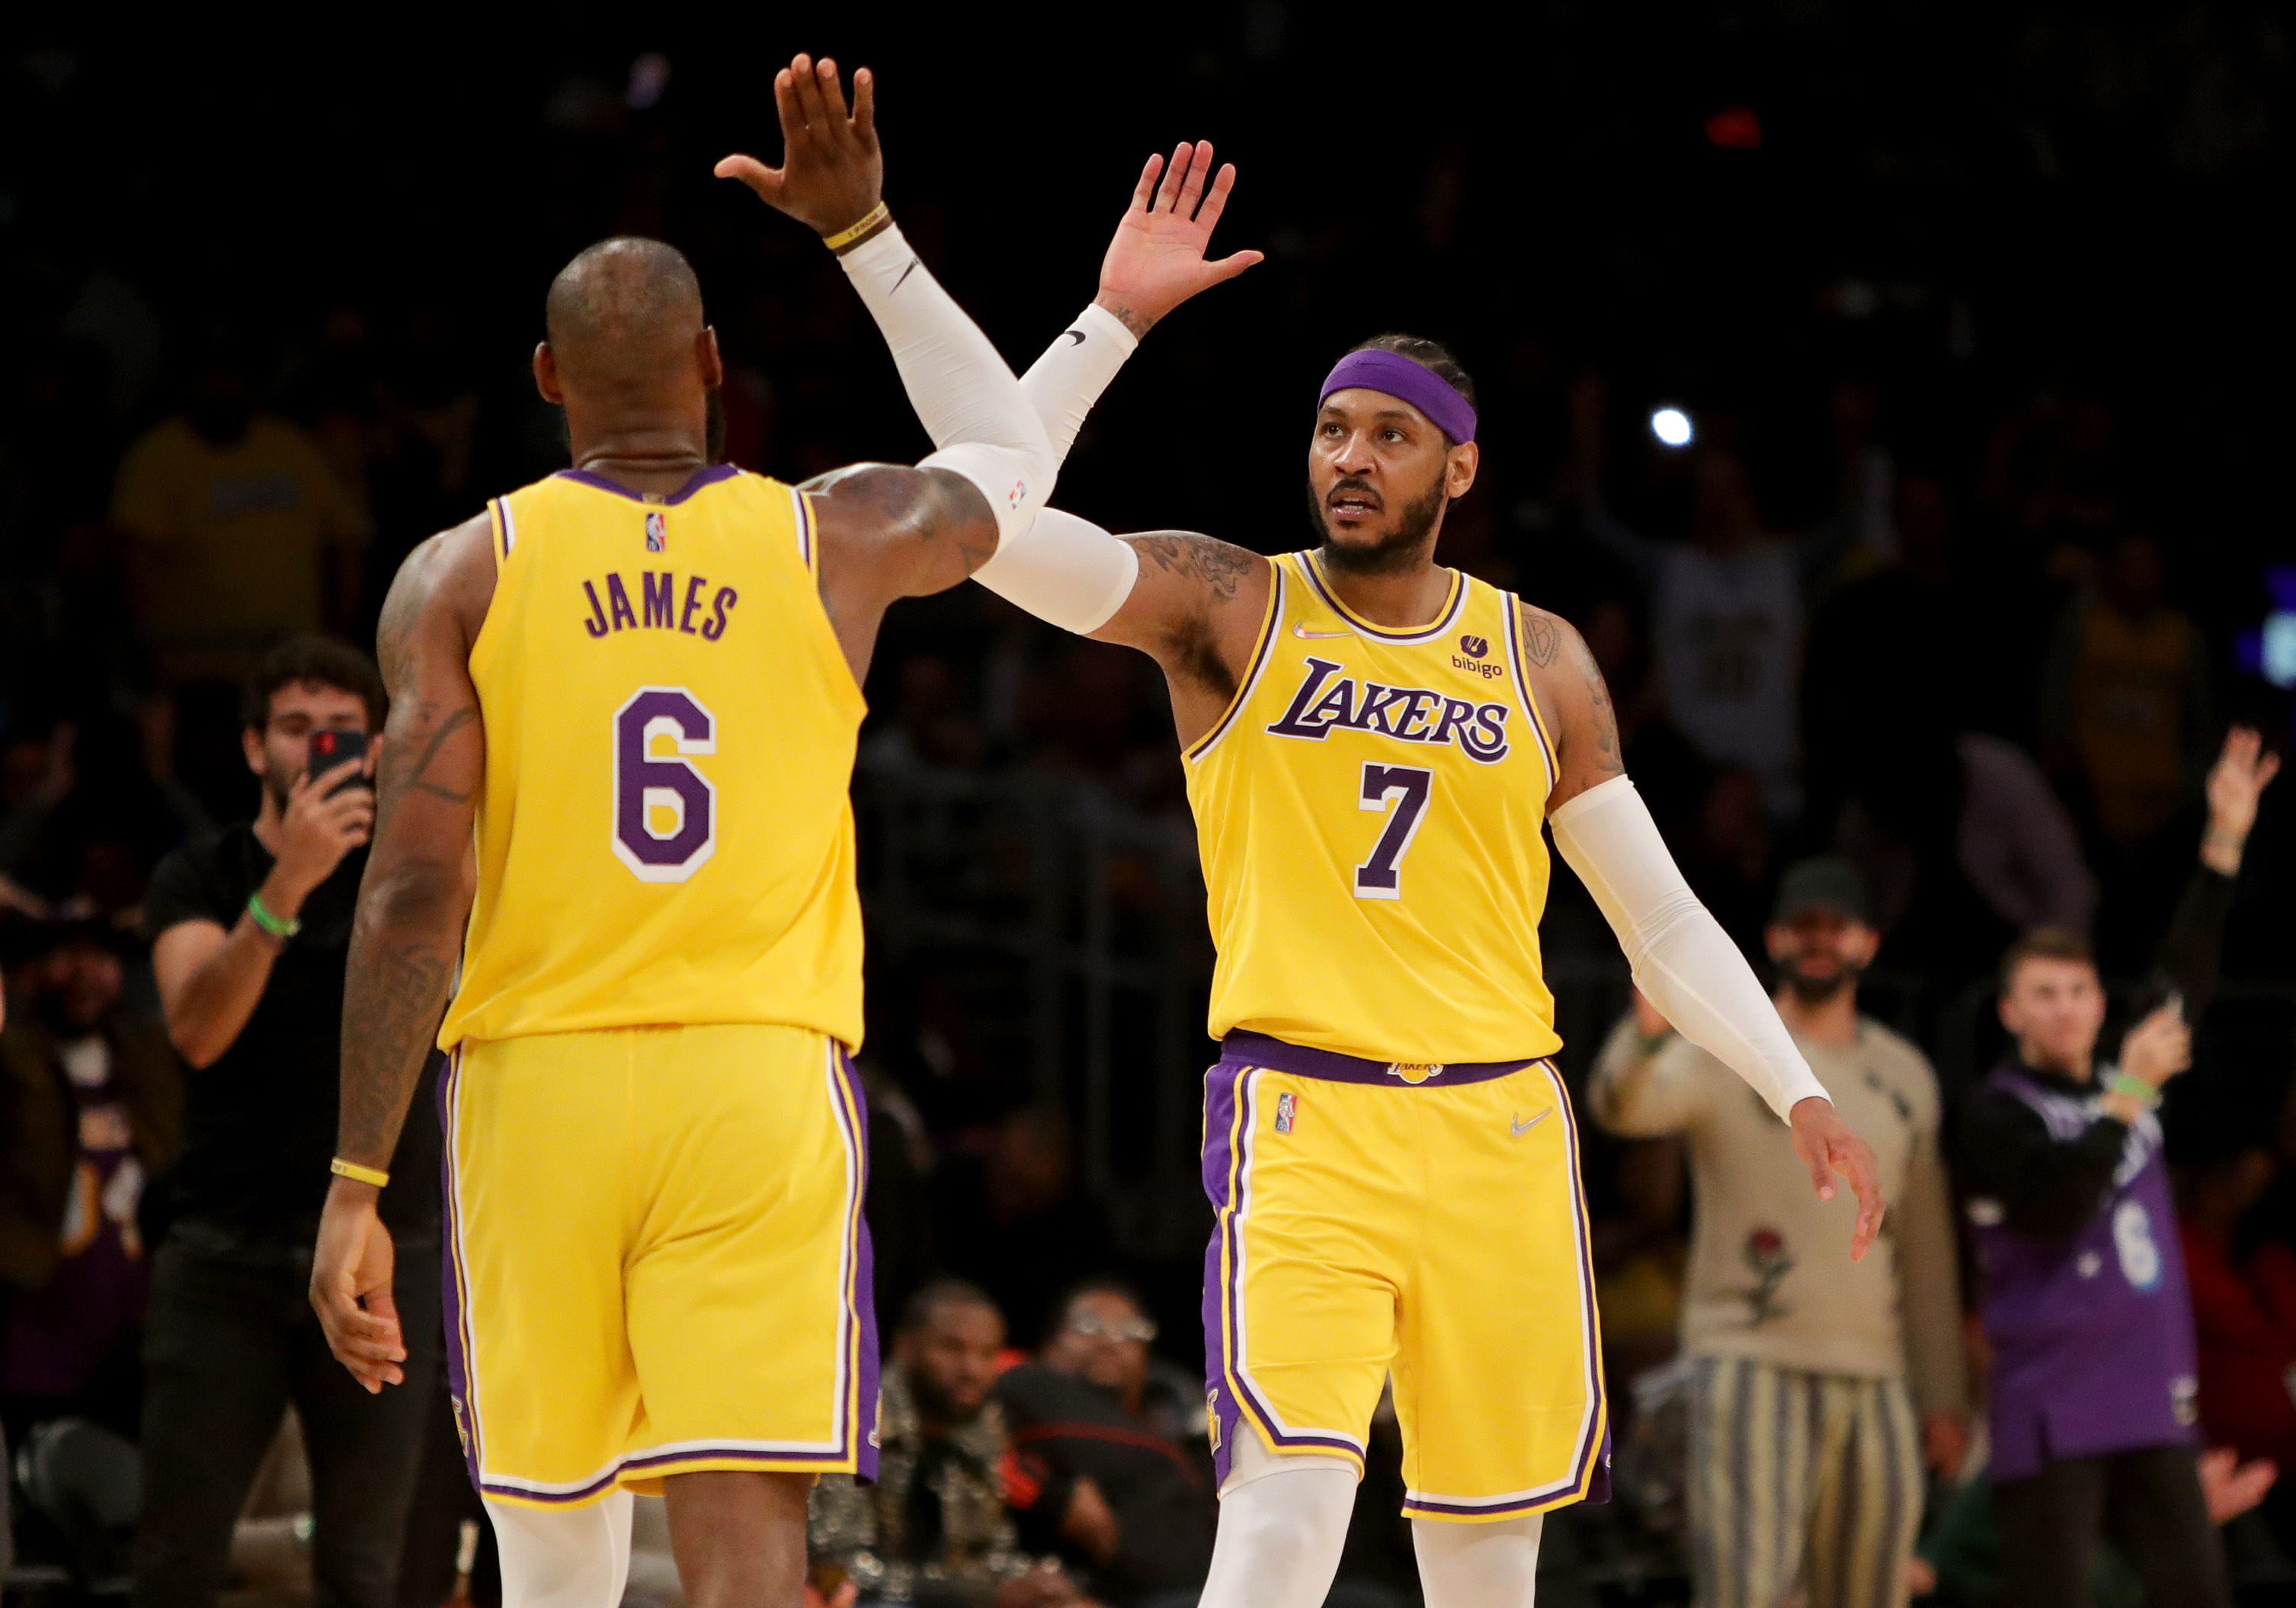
1264 655 1512 764
579 570 740 642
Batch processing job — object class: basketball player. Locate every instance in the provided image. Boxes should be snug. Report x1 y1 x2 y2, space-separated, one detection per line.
305 56 1074 1608
841 152 1888 1607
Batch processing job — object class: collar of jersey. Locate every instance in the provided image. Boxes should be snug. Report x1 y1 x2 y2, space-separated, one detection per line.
556 463 741 506
1299 550 1466 645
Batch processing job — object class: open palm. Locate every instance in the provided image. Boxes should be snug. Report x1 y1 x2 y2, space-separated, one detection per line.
1096 140 1263 336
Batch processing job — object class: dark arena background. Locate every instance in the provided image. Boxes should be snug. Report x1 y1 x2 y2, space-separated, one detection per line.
2 6 2293 1604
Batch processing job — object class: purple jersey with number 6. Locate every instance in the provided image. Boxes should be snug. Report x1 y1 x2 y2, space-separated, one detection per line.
1971 1065 2198 1481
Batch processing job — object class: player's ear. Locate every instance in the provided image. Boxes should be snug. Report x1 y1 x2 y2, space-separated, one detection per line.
696 326 725 391
1446 440 1480 498
532 342 564 405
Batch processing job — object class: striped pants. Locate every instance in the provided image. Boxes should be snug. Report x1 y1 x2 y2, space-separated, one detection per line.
1687 1357 1922 1608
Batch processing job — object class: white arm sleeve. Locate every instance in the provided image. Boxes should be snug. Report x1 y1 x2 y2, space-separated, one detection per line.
970 507 1138 634
1020 302 1138 462
835 223 1052 541
1550 775 1830 1123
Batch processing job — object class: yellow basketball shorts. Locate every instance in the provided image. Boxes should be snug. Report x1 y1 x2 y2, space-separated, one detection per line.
439 1023 878 1508
1202 1031 1609 1522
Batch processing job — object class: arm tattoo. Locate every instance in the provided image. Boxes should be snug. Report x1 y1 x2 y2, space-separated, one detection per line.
1131 533 1256 601
1095 300 1157 341
1517 603 1561 668
1564 624 1626 778
337 921 455 1164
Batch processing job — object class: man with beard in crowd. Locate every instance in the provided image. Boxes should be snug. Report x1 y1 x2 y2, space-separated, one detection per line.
1591 857 1966 1608
809 1279 1110 1607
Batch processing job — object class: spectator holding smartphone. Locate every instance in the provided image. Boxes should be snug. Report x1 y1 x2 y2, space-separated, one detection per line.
1958 727 2279 1608
133 636 443 1608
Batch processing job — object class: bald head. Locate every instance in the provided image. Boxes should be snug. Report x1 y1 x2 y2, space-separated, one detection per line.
543 237 706 394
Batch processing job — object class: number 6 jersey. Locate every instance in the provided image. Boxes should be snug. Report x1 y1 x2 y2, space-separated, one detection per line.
1186 550 1563 1066
437 466 866 1053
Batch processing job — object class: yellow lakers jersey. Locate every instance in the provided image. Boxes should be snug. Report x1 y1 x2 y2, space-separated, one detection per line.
1186 550 1563 1065
437 466 866 1051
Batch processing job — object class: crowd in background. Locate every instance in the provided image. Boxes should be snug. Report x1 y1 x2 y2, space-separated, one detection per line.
2 11 2292 1605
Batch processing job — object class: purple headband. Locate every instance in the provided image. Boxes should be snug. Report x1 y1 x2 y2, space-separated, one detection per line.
1318 349 1477 445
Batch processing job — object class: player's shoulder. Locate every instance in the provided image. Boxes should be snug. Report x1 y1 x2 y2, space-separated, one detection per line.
381 509 499 663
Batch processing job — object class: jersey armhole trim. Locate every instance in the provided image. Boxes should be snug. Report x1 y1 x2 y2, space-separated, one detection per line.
1504 594 1561 790
1184 559 1286 764
488 497 516 567
791 487 819 577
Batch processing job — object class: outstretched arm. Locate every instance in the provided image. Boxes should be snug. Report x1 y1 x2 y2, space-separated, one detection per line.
1524 602 1886 1260
716 55 1055 679
309 514 494 1389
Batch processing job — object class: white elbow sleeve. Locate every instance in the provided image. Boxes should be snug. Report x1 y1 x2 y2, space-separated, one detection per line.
1020 303 1138 464
972 508 1139 635
1551 775 1829 1123
837 223 1054 540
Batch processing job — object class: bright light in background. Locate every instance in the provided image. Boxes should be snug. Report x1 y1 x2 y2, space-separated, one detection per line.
2264 613 2296 690
1650 407 1695 448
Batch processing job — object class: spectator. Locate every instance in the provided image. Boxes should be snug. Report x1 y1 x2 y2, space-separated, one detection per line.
133 636 441 1608
1590 857 1968 1608
2176 1094 2296 1556
0 918 180 1445
1955 728 2278 1608
994 1280 1217 1606
110 345 367 687
2040 530 2213 852
810 1279 1106 1607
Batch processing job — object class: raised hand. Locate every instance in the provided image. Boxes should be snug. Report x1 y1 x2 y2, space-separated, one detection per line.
1788 1095 1886 1261
2202 725 2281 874
1094 140 1263 339
716 54 883 241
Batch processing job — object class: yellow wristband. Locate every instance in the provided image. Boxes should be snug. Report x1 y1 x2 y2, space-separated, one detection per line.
821 201 889 251
331 1158 391 1189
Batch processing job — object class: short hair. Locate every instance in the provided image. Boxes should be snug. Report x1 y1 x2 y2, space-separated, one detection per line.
544 238 704 370
1347 332 1478 415
1999 927 2096 995
1042 1274 1147 1346
898 1276 999 1337
242 636 386 733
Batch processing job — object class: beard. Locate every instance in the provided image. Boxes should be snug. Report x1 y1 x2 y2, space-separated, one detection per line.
906 1366 985 1428
1781 956 1862 1004
1310 476 1449 575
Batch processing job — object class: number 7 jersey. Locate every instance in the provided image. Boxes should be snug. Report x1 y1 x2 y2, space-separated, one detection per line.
1185 550 1562 1065
437 466 866 1053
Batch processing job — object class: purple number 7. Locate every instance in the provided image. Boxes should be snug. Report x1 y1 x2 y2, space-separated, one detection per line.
613 687 717 882
1355 763 1432 899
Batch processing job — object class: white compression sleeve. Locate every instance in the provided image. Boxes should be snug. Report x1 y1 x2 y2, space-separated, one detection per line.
970 507 1138 634
835 223 1052 540
485 1491 632 1608
1199 1432 1356 1608
1019 302 1138 461
1413 1513 1545 1607
1550 775 1830 1123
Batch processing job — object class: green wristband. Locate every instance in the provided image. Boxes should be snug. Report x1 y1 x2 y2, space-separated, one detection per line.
2103 1071 2159 1109
248 891 301 942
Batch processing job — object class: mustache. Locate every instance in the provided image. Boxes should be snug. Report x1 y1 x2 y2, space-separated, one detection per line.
1324 476 1383 508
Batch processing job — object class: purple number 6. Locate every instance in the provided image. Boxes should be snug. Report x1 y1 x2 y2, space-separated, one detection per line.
613 687 717 882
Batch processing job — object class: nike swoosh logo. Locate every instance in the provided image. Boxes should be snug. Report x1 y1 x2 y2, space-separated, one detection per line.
892 258 921 294
1511 1110 1550 1136
1293 624 1353 639
1063 329 1087 345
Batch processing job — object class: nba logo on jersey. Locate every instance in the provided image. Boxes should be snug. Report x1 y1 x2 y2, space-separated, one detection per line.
1274 1091 1297 1133
645 511 668 552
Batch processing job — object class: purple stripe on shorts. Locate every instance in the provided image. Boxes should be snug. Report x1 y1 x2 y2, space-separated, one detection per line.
1220 1030 1531 1088
830 1046 882 1481
1551 1065 1612 1504
437 1049 483 1493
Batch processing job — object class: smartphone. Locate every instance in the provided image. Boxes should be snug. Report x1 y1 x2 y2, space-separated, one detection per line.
308 728 371 796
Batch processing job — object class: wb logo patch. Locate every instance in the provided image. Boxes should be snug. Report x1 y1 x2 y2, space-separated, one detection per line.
645 511 668 552
1459 634 1488 658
